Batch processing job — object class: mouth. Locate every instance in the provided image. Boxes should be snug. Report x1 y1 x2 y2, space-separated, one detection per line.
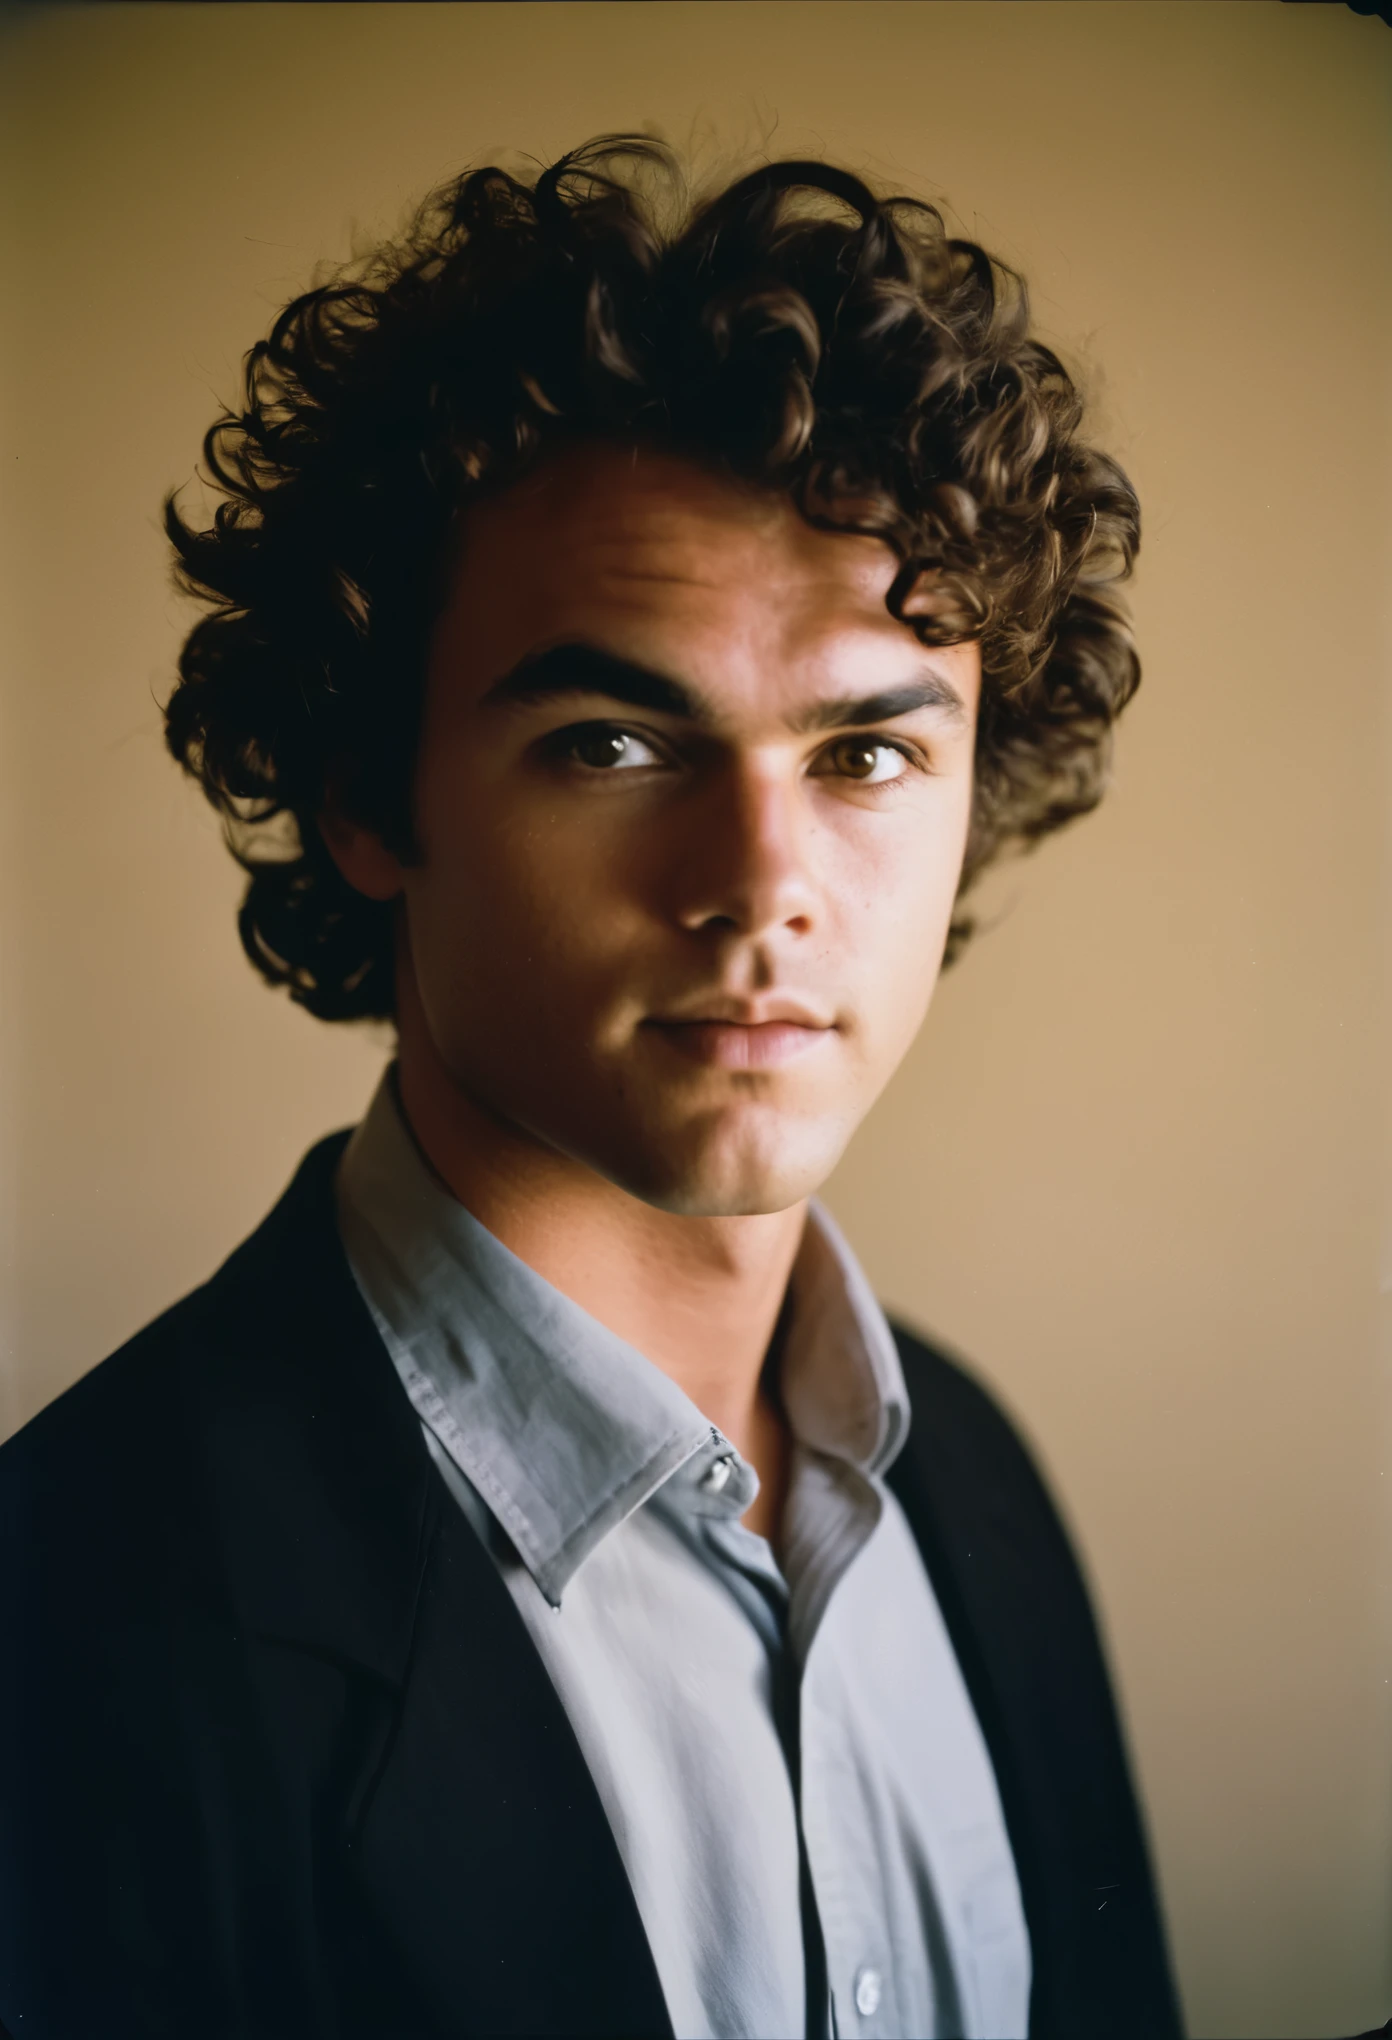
643 999 838 1071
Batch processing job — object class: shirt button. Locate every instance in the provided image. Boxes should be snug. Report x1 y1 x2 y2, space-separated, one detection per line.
701 1454 734 1494
853 1966 882 2018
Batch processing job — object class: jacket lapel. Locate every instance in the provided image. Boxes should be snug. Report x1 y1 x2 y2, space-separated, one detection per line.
350 1487 675 2036
202 1134 673 2039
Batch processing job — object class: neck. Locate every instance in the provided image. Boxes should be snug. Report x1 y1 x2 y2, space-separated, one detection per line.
393 994 805 1541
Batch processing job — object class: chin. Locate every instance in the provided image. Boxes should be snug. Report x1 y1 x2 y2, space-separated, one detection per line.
601 1106 854 1219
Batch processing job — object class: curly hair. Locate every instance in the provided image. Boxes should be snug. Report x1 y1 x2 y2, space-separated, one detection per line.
165 136 1140 1022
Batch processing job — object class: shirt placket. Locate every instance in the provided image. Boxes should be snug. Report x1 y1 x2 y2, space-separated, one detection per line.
798 1638 904 2040
781 1455 908 2040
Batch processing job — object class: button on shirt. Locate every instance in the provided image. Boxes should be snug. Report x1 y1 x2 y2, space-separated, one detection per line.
336 1075 1030 2040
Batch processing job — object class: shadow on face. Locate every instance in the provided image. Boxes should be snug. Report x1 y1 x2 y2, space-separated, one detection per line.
346 440 982 1216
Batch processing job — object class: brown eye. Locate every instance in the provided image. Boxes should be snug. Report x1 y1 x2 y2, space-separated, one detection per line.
564 727 662 771
573 729 632 769
823 738 909 786
837 741 880 778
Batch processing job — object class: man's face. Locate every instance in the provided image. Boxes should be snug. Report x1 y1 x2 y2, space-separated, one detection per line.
393 440 980 1217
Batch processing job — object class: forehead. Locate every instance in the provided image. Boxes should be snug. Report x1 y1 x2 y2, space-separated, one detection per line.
436 440 919 694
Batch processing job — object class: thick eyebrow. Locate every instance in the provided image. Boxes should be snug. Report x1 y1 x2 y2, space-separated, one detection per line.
788 677 968 733
482 644 703 720
481 641 969 730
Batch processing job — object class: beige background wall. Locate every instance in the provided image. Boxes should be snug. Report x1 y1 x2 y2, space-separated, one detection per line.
2 4 1388 2033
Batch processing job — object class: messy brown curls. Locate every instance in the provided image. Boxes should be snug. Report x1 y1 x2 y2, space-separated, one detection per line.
165 137 1140 1022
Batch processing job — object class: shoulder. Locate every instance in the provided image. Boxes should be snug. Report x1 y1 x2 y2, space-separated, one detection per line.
887 1318 1073 1554
886 1319 1184 2037
889 1317 1035 1464
0 1132 376 2037
2 1281 209 1489
0 1130 356 1592
0 1288 218 1654
2 1132 354 1458
884 1316 1106 1691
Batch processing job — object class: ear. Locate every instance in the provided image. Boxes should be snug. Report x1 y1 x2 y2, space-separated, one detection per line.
317 799 407 903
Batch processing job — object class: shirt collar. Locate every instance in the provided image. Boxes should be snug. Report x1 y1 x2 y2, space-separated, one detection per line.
336 1070 910 1605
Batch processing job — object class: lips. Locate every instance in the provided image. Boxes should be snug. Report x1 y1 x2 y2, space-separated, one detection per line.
647 995 836 1030
643 999 837 1070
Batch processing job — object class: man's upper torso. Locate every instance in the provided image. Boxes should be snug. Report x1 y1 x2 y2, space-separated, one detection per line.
0 1116 1182 2040
336 1072 1029 2038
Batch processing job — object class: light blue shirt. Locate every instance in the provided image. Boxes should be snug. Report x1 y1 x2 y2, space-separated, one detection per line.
336 1073 1030 2040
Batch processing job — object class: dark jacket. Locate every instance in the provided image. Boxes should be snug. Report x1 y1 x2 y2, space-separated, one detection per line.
0 1133 1183 2039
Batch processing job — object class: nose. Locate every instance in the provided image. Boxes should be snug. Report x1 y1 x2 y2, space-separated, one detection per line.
671 758 819 941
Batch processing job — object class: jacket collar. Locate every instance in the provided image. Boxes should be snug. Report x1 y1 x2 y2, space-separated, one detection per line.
193 1127 441 1686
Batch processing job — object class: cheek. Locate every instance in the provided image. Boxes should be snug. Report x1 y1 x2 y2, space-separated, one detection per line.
835 795 967 944
828 800 968 1039
408 761 640 997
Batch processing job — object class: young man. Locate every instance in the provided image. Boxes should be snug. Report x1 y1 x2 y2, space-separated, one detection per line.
0 142 1182 2039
